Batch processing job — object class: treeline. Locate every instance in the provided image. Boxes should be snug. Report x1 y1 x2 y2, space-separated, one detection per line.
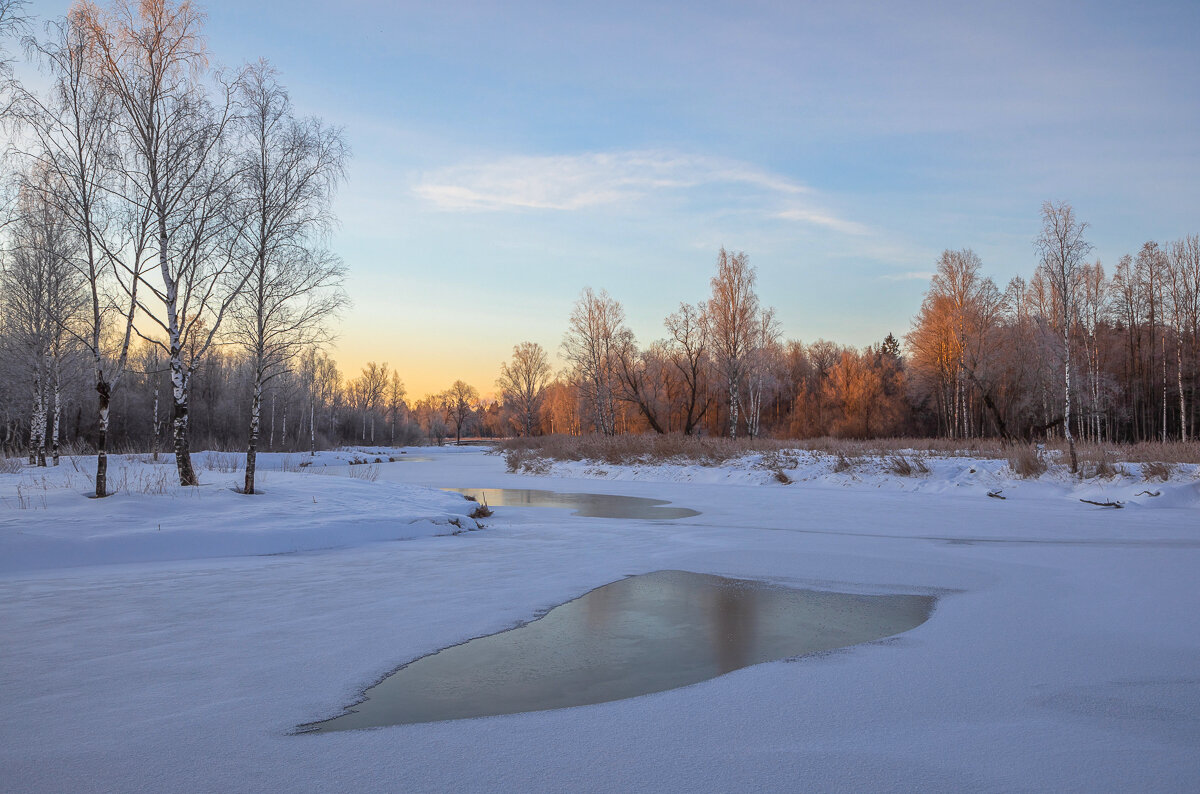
488 203 1198 470
0 345 487 457
908 233 1199 448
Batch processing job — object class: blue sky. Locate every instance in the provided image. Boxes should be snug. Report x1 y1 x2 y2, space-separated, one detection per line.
18 0 1200 397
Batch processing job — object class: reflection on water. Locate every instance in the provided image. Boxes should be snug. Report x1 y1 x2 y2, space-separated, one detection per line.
444 488 699 519
299 570 935 732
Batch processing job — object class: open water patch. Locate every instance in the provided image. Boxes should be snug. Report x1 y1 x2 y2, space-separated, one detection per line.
443 487 699 519
299 570 934 732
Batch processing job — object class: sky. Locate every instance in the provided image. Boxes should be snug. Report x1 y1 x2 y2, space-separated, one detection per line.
14 0 1200 398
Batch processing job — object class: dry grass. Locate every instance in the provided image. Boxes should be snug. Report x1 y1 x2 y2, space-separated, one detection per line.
279 455 306 473
347 463 379 482
755 450 798 484
1076 447 1126 480
832 452 862 473
886 454 930 476
1006 445 1047 478
504 447 550 475
502 434 817 467
106 466 174 495
0 457 22 474
500 434 1018 466
498 435 1200 472
204 452 240 473
469 497 493 519
1141 461 1175 481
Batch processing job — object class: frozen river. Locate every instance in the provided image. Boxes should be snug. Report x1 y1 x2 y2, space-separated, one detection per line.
2 445 1198 791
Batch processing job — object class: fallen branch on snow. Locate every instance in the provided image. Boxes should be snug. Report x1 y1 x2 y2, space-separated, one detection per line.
1080 498 1124 508
987 489 1006 500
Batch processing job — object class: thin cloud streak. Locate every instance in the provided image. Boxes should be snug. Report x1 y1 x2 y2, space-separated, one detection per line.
413 149 808 210
774 207 871 236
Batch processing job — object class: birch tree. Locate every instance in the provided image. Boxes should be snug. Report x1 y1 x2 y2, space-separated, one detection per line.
385 370 406 445
230 61 347 494
705 248 758 438
0 0 28 122
77 0 248 486
1167 235 1199 441
1 178 84 466
497 341 550 437
1035 200 1091 473
745 306 781 438
16 11 150 494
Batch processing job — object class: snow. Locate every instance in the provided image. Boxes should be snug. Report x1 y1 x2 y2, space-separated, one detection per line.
2 445 1198 792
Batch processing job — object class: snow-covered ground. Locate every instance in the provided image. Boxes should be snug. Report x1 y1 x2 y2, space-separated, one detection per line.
2 445 1198 792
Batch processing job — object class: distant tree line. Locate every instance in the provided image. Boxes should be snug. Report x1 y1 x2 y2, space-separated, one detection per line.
493 204 1198 475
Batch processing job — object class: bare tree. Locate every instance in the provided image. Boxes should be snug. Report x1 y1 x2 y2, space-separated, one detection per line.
1134 241 1171 441
497 341 550 437
745 306 781 438
75 0 249 486
352 361 389 442
0 0 29 122
562 287 622 435
230 61 347 494
15 11 153 494
385 370 406 445
612 328 670 434
0 177 85 466
706 248 758 438
1167 236 1199 441
1035 200 1092 472
663 301 710 435
444 379 478 444
1078 260 1108 442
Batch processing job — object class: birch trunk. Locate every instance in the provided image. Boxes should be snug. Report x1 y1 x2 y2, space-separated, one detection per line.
244 372 262 494
1178 341 1187 442
1063 328 1077 473
51 356 61 466
170 355 199 486
30 383 45 466
1161 335 1167 443
151 376 160 463
96 381 111 496
728 380 739 439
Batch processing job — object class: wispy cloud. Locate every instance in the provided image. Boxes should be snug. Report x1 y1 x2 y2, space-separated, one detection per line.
410 150 883 237
413 150 808 212
774 207 870 236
